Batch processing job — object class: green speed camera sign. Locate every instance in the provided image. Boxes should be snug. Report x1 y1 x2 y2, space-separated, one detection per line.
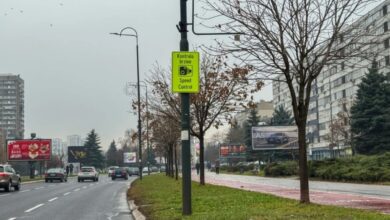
172 51 199 93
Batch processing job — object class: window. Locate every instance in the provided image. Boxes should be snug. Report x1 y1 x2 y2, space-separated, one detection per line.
341 62 345 70
384 5 388 16
385 22 389 32
384 38 390 49
386 56 390 66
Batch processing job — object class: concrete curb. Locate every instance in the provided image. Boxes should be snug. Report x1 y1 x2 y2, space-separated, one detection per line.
128 200 146 220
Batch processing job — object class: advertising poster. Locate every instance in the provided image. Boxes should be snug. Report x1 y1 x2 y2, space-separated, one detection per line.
123 152 137 163
251 126 298 150
219 144 246 158
7 139 52 161
68 146 88 163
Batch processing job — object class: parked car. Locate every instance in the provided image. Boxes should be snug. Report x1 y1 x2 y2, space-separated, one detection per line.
112 167 128 180
142 167 150 174
127 167 139 176
266 132 289 144
151 166 159 172
45 168 67 182
0 164 21 192
160 165 166 172
107 166 119 177
78 166 99 182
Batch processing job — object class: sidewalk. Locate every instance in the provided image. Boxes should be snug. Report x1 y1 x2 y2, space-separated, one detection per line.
192 171 390 214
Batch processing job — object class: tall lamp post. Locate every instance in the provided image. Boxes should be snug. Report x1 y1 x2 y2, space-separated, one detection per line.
127 81 150 175
111 27 143 180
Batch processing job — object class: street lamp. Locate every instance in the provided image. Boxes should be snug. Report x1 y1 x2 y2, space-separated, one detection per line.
111 27 143 180
127 81 150 175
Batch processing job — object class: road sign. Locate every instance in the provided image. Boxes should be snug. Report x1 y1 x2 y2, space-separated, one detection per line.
172 51 199 93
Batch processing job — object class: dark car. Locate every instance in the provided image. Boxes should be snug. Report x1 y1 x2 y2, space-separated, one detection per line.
0 164 21 192
45 168 67 182
127 167 139 176
112 167 128 180
266 132 289 144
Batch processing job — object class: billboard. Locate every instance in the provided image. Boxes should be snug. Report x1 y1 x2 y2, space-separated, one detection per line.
123 152 137 163
219 144 246 158
252 126 298 150
7 139 52 161
68 146 88 163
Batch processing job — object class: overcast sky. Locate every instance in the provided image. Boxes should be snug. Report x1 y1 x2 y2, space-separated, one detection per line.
0 0 273 149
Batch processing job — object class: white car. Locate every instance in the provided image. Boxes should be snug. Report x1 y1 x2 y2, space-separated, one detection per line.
78 166 99 182
107 166 119 177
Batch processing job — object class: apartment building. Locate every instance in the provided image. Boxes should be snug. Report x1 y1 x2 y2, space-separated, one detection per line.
273 0 390 159
0 74 24 139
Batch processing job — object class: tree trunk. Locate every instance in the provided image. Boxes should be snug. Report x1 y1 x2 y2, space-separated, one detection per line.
199 134 205 185
297 119 310 203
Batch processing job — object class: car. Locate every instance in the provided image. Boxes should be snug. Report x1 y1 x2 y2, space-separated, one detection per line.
160 165 166 172
142 167 150 174
107 166 119 177
151 166 159 172
266 132 289 144
0 164 21 192
111 167 128 180
45 168 67 182
127 167 139 176
78 166 99 182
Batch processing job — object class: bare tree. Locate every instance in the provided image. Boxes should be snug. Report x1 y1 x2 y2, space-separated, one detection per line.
147 54 260 185
205 0 374 203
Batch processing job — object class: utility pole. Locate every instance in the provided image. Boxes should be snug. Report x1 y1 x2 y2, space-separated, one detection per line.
179 0 191 215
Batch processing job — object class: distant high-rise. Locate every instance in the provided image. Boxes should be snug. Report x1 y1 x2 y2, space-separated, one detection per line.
67 135 83 146
0 74 24 139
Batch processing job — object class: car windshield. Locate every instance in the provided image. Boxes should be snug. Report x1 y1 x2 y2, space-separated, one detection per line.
0 166 3 172
47 168 62 173
81 168 94 172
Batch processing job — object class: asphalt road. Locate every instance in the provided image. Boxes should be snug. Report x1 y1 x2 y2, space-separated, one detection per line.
0 175 135 220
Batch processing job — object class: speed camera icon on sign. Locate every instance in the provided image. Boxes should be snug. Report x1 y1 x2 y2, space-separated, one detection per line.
179 65 193 77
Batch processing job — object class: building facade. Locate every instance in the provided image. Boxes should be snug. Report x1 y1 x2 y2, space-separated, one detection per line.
273 0 390 159
0 74 24 139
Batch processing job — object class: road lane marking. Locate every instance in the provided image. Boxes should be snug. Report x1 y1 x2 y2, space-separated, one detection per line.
20 189 31 193
34 187 44 190
25 203 44 213
8 217 16 220
74 188 80 192
82 186 87 189
63 192 71 196
48 197 58 202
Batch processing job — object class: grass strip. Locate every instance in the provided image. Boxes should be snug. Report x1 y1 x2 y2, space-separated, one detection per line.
128 174 390 220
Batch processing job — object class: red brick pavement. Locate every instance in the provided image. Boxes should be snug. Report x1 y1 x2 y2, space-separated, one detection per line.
192 172 390 214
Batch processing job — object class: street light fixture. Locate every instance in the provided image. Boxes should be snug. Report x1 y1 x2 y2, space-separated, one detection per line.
111 27 143 180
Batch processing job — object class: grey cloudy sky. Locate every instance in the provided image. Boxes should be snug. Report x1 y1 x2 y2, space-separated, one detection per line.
0 0 273 149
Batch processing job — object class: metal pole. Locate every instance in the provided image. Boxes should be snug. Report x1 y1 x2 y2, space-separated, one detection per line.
146 88 150 175
136 40 143 181
179 0 191 215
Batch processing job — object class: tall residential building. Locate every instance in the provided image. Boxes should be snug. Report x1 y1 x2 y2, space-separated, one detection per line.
273 0 390 160
0 74 24 139
52 138 66 156
233 100 274 127
66 135 84 146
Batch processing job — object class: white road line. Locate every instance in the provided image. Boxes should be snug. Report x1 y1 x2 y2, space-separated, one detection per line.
34 187 44 190
8 217 16 220
20 189 31 193
48 197 58 202
63 192 71 196
73 188 80 192
25 203 44 213
82 186 87 189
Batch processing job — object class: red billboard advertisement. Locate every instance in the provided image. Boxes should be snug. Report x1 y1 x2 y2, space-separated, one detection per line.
219 144 246 158
7 139 52 161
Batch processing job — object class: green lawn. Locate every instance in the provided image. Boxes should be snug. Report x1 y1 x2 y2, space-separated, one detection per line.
128 174 390 220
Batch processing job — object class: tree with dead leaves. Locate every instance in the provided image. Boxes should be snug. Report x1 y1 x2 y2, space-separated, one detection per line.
148 54 261 185
205 0 374 203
